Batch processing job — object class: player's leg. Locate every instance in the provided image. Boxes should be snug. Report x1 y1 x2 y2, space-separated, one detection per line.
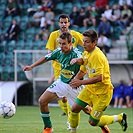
69 87 89 133
88 90 127 132
97 113 128 131
57 97 68 116
118 97 123 108
39 80 60 133
113 96 118 108
82 105 110 133
64 85 82 133
72 87 112 133
69 102 83 133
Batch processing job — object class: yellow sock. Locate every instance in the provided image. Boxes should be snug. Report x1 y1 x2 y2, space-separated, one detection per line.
58 99 68 115
69 111 80 128
97 114 122 126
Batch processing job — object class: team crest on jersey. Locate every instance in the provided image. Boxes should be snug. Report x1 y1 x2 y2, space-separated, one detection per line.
72 37 76 43
91 68 95 73
61 69 74 78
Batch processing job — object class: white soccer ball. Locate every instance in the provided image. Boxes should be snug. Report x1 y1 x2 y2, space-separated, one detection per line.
0 101 16 119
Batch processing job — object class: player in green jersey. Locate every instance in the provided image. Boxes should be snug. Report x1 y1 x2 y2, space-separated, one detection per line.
46 14 83 117
23 32 85 133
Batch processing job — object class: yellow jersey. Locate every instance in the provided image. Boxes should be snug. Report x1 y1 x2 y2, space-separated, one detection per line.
80 47 113 94
46 30 83 79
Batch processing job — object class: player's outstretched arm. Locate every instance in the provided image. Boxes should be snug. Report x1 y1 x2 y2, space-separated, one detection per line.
23 56 47 71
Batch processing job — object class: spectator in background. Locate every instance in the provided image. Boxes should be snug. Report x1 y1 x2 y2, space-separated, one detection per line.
97 32 111 54
124 79 133 108
69 6 79 26
102 5 112 21
111 4 121 26
119 0 132 8
30 5 45 27
45 7 55 26
113 80 127 108
42 0 54 12
4 0 21 18
37 17 49 41
40 17 48 30
120 4 132 28
4 19 21 42
83 6 97 28
95 0 108 15
77 7 86 27
97 15 112 38
101 4 119 26
116 4 132 30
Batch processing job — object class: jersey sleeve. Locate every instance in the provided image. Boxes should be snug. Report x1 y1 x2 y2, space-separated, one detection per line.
45 49 59 61
76 32 83 46
45 32 58 51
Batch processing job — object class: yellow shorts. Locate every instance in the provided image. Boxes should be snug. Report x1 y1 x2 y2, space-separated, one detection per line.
77 86 113 122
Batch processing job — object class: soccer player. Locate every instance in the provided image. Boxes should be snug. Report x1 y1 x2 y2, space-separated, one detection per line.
45 14 83 117
69 29 128 133
23 32 84 133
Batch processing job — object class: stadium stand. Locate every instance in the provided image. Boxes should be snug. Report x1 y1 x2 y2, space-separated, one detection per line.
0 0 133 82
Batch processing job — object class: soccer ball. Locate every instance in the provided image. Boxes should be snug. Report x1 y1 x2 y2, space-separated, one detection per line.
0 101 16 119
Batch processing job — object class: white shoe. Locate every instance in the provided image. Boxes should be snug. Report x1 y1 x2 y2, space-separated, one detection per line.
67 121 71 130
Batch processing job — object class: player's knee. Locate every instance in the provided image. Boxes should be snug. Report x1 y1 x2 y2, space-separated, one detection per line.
38 96 47 106
71 105 80 113
38 97 42 105
88 119 97 126
62 97 67 102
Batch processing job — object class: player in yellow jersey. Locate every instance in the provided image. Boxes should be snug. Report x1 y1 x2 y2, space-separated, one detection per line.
70 30 127 133
45 14 83 118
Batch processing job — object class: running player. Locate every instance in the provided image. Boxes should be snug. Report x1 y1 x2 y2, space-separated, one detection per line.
23 32 85 133
70 29 128 133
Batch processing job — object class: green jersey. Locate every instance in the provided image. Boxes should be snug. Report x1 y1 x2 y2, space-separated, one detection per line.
45 47 82 83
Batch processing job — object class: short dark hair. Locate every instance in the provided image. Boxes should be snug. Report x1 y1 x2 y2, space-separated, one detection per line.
58 14 70 22
83 30 98 42
59 32 72 44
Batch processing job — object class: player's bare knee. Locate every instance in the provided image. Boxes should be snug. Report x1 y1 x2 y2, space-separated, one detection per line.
71 105 79 113
38 97 46 106
88 119 97 126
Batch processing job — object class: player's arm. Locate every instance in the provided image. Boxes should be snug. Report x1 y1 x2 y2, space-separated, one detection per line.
70 58 84 65
69 70 86 88
70 74 103 88
23 56 47 71
80 74 103 85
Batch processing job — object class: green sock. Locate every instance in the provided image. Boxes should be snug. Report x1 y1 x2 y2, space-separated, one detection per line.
40 112 52 128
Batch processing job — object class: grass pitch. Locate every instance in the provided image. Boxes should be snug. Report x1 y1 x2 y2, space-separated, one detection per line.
0 106 132 133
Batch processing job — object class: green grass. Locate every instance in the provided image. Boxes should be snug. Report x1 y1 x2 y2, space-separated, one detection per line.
0 106 132 133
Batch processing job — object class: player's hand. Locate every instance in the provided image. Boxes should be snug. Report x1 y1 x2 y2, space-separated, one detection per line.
69 79 82 88
23 66 33 71
70 58 77 65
